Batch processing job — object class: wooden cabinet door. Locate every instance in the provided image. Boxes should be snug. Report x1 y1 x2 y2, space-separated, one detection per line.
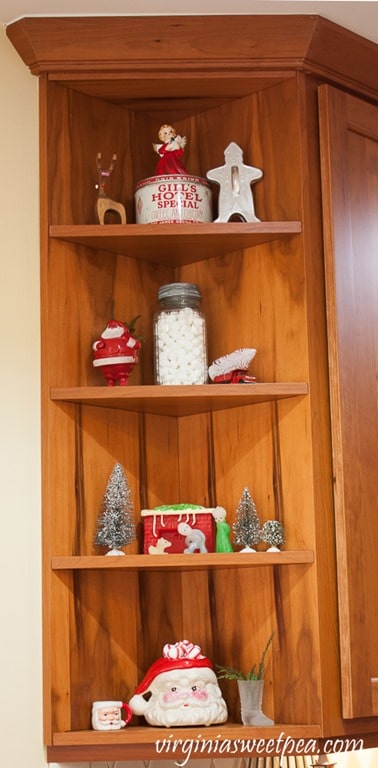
318 84 378 719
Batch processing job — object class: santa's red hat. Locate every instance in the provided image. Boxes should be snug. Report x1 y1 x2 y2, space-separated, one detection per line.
136 649 212 695
129 640 214 715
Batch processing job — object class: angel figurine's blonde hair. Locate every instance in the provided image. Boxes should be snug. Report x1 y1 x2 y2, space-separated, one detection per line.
158 124 176 141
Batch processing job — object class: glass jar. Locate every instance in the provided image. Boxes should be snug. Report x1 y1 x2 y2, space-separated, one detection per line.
153 282 208 385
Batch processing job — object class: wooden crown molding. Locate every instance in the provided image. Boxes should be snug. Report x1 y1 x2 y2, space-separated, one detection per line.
6 15 378 100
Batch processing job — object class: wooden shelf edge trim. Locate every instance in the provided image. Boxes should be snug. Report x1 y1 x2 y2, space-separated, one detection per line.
48 723 322 761
51 551 315 570
51 383 309 398
49 222 302 237
52 722 322 745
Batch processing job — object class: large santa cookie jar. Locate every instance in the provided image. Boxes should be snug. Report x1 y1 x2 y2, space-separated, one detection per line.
129 639 228 727
135 124 212 224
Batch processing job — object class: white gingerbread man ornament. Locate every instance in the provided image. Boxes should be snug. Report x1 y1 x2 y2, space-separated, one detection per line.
207 141 263 223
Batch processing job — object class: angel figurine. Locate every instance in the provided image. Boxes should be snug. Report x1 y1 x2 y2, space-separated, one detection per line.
153 124 188 175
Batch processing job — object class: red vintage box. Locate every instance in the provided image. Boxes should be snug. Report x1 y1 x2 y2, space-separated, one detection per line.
141 504 215 554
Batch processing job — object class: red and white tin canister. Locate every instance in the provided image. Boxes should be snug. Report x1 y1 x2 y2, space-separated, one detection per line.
135 174 213 224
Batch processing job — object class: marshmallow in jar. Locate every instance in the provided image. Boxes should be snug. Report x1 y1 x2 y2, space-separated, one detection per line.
153 283 208 385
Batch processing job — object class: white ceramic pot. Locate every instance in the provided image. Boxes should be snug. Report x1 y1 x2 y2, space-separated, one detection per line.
135 174 213 224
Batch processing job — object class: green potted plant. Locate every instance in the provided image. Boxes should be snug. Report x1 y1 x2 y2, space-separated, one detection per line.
217 633 275 726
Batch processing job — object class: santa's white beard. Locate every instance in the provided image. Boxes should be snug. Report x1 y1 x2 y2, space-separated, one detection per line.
143 692 227 727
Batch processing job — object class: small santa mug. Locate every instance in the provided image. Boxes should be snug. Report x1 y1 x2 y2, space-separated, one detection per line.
91 700 133 730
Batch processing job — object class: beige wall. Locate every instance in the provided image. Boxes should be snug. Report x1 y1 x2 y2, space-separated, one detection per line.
0 18 377 768
0 22 44 768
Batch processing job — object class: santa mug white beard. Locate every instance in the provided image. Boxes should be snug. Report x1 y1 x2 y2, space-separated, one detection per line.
129 667 228 727
92 700 132 730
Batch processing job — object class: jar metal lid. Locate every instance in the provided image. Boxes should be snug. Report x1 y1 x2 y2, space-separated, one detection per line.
158 282 201 302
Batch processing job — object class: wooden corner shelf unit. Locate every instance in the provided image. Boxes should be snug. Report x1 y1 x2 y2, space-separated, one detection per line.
6 13 378 763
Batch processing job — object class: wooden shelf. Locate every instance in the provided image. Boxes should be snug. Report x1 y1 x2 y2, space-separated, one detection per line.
51 382 309 417
49 222 302 266
49 722 322 761
52 551 314 571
